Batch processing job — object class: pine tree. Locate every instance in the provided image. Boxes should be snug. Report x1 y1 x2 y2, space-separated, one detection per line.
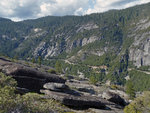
55 61 62 74
126 80 135 99
38 56 42 66
32 58 35 63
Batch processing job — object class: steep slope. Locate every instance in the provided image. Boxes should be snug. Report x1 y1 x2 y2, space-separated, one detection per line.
0 3 150 86
0 3 149 59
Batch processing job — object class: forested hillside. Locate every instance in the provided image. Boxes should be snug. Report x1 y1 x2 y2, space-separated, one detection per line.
1 2 150 89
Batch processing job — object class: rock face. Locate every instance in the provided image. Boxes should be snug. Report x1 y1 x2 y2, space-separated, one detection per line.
82 36 99 46
129 19 150 67
0 58 66 92
76 23 99 33
41 90 106 109
102 91 127 106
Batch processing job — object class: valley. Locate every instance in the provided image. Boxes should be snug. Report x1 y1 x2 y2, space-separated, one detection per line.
0 2 150 113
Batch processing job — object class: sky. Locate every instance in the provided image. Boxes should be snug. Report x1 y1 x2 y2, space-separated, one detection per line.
0 0 150 21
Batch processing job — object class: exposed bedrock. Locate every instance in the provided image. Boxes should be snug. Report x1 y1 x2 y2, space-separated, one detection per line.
0 58 66 92
41 89 106 109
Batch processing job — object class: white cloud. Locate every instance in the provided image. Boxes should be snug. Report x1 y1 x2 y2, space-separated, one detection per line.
74 8 85 15
0 0 150 21
0 0 41 20
0 0 89 21
38 0 89 17
85 0 150 14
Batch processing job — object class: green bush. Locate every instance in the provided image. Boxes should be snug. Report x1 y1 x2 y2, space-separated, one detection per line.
124 91 150 113
128 70 150 91
0 72 17 88
0 72 21 113
89 75 98 85
22 93 60 112
47 69 56 74
110 85 119 90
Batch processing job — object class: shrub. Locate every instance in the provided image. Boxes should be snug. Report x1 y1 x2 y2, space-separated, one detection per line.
47 69 56 74
0 72 21 113
0 72 17 88
89 76 98 85
22 93 56 112
110 85 119 90
124 91 150 113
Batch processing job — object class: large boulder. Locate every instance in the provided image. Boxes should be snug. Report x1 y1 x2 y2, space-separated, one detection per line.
0 58 66 92
102 91 127 106
41 89 106 109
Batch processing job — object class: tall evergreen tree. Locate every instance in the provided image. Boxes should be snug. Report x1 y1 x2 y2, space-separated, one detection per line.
32 58 35 63
55 61 62 74
126 80 135 99
38 56 42 66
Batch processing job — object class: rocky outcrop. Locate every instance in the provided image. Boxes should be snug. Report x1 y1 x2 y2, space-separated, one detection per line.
109 89 129 99
0 58 65 92
44 44 59 58
66 79 95 95
41 89 124 110
33 42 46 57
76 23 99 33
68 36 99 50
129 19 150 67
41 89 106 109
0 58 125 112
33 42 59 58
41 77 125 110
82 36 99 46
102 91 127 106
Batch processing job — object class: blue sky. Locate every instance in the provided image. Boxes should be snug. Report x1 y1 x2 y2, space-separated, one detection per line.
0 0 150 21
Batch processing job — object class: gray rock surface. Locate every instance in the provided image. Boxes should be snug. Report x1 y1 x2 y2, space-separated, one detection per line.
102 91 127 106
88 108 124 113
129 19 150 67
0 58 66 92
76 23 99 33
66 79 95 95
41 89 124 111
41 89 106 109
43 82 68 91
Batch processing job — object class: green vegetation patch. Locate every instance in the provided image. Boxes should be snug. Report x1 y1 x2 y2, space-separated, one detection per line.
124 91 150 113
128 70 150 91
